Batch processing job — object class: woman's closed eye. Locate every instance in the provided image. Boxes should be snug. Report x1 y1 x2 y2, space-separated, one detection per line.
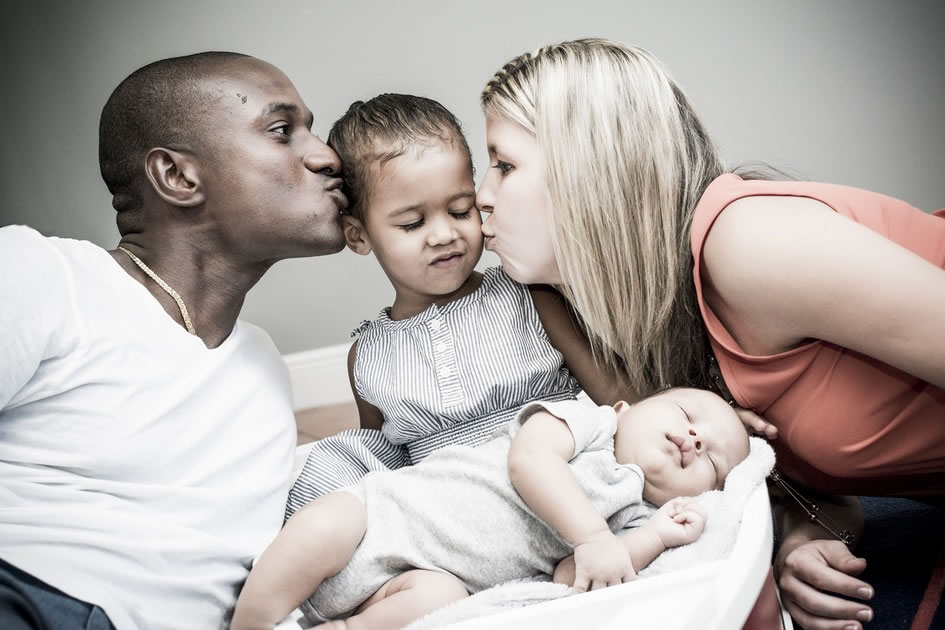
492 160 513 175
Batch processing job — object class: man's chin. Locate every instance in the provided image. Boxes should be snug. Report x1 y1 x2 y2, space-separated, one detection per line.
309 231 346 256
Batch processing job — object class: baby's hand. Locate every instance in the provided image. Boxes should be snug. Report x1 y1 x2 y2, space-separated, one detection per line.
571 530 636 592
648 498 707 548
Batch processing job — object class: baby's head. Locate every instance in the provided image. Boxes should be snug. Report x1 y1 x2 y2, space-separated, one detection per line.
328 94 482 303
614 387 750 506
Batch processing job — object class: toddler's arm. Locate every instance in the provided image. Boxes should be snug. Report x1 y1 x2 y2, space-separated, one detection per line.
529 285 640 406
347 340 384 430
508 410 635 591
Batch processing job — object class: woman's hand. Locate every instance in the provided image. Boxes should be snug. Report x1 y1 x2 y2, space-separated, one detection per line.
734 407 778 440
775 539 874 629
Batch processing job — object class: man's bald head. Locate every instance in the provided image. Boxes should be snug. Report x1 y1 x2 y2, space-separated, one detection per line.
98 51 252 233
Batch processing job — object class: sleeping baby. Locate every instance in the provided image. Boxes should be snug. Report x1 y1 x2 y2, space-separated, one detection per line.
231 387 751 630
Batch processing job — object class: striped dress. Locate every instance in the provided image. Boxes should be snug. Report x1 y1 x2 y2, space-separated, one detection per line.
287 267 581 519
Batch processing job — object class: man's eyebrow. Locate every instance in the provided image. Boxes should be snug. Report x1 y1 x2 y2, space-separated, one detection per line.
258 102 314 128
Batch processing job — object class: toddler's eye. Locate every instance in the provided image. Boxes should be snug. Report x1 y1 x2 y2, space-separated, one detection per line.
400 218 424 232
449 209 472 220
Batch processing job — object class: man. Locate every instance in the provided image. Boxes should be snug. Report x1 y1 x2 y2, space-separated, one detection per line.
0 52 347 629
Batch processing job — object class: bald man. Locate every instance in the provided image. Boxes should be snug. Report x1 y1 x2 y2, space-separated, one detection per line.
0 52 347 630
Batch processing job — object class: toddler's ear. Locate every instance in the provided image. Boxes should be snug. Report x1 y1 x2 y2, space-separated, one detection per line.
342 215 372 255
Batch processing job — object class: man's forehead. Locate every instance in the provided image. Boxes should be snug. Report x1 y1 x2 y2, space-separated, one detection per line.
199 60 310 118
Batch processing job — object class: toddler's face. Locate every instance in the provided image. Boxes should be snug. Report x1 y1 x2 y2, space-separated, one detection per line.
359 142 482 306
614 388 750 506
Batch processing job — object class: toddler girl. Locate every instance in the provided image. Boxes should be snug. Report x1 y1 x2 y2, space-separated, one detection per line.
288 94 628 516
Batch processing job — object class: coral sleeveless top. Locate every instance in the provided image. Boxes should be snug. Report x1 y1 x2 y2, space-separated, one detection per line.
690 174 945 496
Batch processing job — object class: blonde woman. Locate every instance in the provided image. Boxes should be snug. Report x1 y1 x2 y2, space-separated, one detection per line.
476 38 945 630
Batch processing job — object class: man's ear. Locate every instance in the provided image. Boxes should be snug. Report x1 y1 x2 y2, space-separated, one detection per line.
342 215 372 255
144 147 204 207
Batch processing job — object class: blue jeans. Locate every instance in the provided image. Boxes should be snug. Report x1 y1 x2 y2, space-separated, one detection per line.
0 558 114 630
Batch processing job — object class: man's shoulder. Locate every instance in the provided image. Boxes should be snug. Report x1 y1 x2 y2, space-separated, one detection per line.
1 225 104 264
1 224 49 250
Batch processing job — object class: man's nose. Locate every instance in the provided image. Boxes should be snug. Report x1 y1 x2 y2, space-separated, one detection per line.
303 134 341 176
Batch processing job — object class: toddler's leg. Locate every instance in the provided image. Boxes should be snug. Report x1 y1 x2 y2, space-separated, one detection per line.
339 569 468 630
232 492 367 630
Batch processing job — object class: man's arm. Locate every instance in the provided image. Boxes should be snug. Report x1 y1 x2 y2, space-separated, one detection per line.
508 410 635 590
346 340 384 431
529 285 640 406
0 227 67 409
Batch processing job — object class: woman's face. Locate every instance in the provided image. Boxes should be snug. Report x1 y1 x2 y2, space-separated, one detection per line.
476 112 561 285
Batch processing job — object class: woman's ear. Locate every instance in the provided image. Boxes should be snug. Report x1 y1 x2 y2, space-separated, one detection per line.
144 147 204 207
342 215 372 255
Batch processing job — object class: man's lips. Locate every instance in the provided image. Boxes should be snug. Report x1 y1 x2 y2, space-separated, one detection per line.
325 179 349 210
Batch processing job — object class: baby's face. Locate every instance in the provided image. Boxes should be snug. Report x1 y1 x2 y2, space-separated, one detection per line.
359 142 482 306
614 388 750 506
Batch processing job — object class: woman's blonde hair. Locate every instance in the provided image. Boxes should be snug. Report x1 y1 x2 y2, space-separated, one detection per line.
481 39 726 394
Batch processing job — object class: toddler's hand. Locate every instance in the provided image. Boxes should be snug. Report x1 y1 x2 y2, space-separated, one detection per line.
571 530 636 592
648 498 707 548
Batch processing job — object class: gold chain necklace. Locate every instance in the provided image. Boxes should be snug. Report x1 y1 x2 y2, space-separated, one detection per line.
118 246 197 336
707 353 854 546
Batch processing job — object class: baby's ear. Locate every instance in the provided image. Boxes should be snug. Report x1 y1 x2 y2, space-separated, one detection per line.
342 215 372 255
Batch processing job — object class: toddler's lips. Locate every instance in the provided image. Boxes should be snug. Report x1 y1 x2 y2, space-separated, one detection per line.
430 251 463 266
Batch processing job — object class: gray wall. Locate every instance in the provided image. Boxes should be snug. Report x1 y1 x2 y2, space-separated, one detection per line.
1 0 943 354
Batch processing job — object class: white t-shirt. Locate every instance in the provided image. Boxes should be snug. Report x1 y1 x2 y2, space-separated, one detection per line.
0 225 297 629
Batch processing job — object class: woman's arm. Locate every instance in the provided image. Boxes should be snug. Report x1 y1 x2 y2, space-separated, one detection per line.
529 285 641 406
704 195 945 388
508 410 635 590
771 481 874 629
346 340 384 431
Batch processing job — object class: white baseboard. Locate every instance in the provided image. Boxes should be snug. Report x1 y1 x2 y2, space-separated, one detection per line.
283 343 353 411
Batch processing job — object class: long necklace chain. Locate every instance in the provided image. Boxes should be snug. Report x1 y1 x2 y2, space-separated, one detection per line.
118 246 197 336
707 353 854 546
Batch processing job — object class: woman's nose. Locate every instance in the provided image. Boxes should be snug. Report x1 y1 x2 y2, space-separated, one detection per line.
476 174 494 215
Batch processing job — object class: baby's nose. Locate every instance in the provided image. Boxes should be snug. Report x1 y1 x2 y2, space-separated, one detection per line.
688 429 703 453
